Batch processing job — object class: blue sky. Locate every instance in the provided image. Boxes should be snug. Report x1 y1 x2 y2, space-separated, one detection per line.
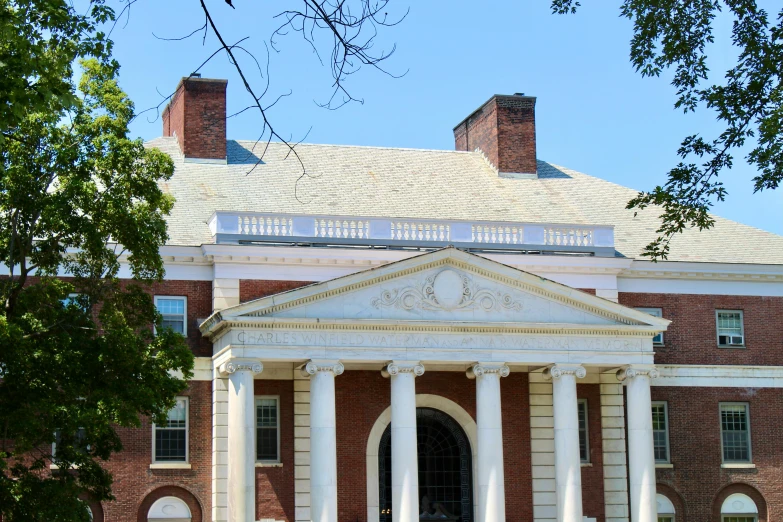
107 0 782 235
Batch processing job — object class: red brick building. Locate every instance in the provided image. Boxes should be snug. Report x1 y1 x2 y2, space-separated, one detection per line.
95 76 783 522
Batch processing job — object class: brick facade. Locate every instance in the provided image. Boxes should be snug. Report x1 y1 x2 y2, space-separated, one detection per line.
48 282 783 521
240 280 313 303
618 293 783 366
652 386 780 522
105 381 212 522
253 380 296 522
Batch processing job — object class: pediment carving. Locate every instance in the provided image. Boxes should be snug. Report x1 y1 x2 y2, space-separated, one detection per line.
371 269 522 313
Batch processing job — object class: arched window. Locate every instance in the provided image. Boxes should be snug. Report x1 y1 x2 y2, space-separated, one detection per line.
148 496 192 522
657 493 675 522
721 493 758 522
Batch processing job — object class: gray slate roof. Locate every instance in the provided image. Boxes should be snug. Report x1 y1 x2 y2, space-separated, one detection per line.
147 137 783 264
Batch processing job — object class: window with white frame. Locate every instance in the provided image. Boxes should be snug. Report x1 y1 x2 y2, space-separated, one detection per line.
577 399 589 463
636 307 664 345
256 397 280 462
53 427 89 457
716 310 744 347
652 402 670 463
62 293 87 311
720 403 751 463
656 493 676 522
154 296 187 335
153 397 188 462
721 493 758 522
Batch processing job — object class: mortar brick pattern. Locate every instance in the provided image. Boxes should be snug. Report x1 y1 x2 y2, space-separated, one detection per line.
240 280 313 303
618 293 783 366
102 381 212 521
651 386 782 522
254 380 295 522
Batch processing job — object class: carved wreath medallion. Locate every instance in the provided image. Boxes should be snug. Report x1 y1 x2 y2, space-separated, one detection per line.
371 269 522 312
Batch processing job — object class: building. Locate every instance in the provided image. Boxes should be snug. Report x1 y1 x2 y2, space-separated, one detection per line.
98 76 783 522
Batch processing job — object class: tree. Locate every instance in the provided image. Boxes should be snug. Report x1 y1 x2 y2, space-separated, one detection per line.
553 0 783 260
0 51 193 522
0 1 401 519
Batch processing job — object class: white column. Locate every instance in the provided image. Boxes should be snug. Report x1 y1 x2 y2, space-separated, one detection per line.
545 364 586 522
302 360 344 522
219 358 264 522
467 362 509 522
383 361 425 522
618 366 659 522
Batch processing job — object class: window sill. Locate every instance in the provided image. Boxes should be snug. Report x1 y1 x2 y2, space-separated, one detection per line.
255 462 283 468
721 463 755 469
150 463 191 470
717 345 746 349
50 464 80 470
580 462 592 468
655 463 674 469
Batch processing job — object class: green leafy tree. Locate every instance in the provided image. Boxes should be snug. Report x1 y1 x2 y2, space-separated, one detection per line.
0 27 193 522
553 0 783 259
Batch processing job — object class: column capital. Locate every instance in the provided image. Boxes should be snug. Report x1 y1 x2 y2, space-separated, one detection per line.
218 357 263 376
467 362 510 379
301 359 344 378
616 365 659 382
382 361 425 378
543 364 586 380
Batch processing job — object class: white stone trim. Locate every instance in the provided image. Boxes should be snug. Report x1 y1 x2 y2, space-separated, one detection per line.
212 373 229 522
600 373 629 522
653 365 783 387
365 394 478 522
529 373 556 522
293 371 311 522
213 278 239 312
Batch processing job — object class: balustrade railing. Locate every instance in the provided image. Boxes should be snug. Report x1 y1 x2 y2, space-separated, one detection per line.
208 212 614 253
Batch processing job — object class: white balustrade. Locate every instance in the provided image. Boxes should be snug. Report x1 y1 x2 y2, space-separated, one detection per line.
208 211 614 252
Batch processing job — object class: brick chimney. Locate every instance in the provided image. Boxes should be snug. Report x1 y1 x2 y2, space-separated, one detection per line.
453 94 537 178
162 76 228 163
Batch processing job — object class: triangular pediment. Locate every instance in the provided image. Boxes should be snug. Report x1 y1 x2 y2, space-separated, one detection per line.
201 248 669 337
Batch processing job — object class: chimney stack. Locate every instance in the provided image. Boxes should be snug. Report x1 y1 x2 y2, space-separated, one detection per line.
162 76 228 164
453 94 537 178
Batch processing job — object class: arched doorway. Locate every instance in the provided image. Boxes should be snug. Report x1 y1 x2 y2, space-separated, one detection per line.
379 407 473 521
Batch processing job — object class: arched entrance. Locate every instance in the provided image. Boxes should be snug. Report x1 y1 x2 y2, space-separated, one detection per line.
379 407 473 521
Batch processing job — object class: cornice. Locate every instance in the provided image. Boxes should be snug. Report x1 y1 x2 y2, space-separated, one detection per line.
620 268 783 283
201 316 663 341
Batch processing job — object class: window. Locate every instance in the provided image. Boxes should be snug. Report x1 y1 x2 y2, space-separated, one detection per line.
148 496 192 520
716 310 744 347
657 493 675 522
720 403 751 463
256 397 280 462
721 493 758 522
577 399 589 463
652 402 670 463
636 307 664 345
53 428 89 457
154 296 187 335
153 397 188 462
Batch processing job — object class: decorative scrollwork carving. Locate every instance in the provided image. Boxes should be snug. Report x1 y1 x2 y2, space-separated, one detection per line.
467 363 510 379
617 366 659 381
544 364 586 380
371 269 523 313
383 362 425 378
220 359 263 375
302 361 344 377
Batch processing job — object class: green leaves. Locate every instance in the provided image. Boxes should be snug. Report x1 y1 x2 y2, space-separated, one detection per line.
0 7 192 520
554 1 783 260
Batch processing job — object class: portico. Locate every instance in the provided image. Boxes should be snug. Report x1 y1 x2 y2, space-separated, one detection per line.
200 248 669 522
